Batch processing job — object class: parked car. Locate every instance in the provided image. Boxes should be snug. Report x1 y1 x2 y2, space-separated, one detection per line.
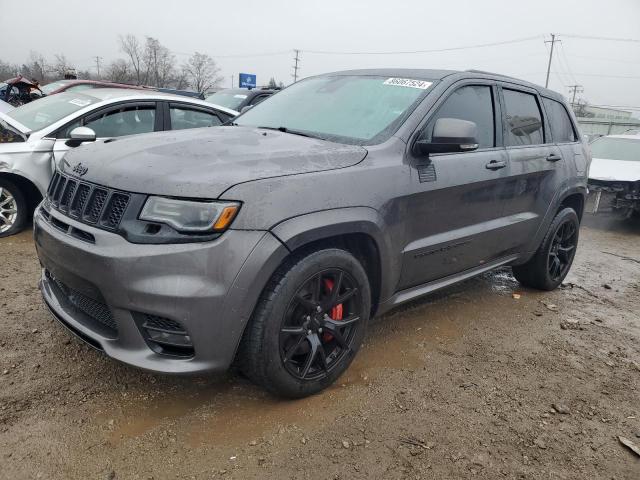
40 79 145 95
1 76 43 106
0 99 13 114
34 69 589 397
205 87 278 111
41 80 204 100
0 89 238 236
588 134 640 217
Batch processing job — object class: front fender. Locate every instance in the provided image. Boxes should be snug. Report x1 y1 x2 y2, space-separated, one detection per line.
270 207 400 302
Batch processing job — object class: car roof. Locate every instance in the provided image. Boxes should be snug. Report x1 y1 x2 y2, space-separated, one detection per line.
71 88 238 115
320 68 565 102
604 134 640 140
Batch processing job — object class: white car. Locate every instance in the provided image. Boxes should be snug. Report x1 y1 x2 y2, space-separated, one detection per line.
588 134 640 217
0 99 13 114
0 89 238 236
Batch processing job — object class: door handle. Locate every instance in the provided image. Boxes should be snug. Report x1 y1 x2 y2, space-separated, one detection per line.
485 160 506 170
546 153 562 162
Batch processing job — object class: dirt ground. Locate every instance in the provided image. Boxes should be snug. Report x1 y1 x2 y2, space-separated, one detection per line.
1 212 639 480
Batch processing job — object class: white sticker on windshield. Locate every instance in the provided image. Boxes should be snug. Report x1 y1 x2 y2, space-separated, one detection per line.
233 94 248 99
69 98 92 107
383 78 432 90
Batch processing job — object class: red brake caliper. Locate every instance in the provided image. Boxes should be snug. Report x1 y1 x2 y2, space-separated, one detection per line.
322 279 343 342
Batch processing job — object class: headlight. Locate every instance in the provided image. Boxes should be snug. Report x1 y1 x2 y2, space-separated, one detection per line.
139 197 240 233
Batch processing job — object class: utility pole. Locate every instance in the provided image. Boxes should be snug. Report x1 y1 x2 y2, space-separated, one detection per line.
292 49 301 83
544 34 559 88
568 84 584 107
94 56 103 78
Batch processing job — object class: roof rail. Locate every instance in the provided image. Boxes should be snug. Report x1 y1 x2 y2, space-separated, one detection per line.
465 69 522 82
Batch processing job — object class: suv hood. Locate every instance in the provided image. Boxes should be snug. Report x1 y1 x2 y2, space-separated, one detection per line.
60 126 367 198
589 157 640 182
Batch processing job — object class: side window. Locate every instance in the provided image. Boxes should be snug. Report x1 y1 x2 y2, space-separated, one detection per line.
85 105 156 137
502 89 544 146
249 94 270 106
169 106 222 130
543 98 576 143
66 84 95 93
422 85 495 149
56 119 81 139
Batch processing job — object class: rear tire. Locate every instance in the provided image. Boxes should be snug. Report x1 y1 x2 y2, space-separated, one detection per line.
512 208 580 291
0 178 28 238
239 248 371 398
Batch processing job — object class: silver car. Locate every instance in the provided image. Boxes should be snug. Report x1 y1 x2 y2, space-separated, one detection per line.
0 89 238 237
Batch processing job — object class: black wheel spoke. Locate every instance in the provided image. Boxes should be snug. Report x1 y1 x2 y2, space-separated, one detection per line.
296 294 317 312
324 271 344 310
324 315 360 329
300 334 321 378
281 325 306 336
311 274 322 303
283 335 307 363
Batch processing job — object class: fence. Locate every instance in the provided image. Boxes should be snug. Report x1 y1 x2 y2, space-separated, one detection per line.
576 117 640 137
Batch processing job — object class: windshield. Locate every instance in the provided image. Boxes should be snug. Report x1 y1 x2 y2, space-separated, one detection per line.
235 75 433 145
41 81 70 94
205 90 249 110
591 137 640 162
6 92 99 132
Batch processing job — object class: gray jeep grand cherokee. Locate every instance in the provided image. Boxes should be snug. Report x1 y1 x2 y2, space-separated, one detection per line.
34 69 590 397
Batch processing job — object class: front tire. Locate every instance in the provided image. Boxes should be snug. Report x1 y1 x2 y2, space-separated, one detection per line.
512 208 580 291
239 248 371 398
0 179 27 238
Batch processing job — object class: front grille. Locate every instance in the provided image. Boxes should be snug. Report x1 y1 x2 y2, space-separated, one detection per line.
47 271 117 336
47 172 130 231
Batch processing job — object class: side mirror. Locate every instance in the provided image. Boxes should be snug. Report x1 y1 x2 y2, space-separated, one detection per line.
413 118 479 156
66 127 96 147
240 105 253 114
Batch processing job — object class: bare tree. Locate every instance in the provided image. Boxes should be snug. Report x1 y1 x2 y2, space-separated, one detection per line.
119 34 144 84
0 60 19 80
143 37 175 87
182 52 222 94
24 51 48 82
105 59 132 83
52 54 73 78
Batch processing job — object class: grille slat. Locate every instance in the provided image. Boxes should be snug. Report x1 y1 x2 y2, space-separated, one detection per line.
45 172 130 231
84 189 108 224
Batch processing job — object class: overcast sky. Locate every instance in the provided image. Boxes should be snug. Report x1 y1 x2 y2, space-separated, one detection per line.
1 0 639 109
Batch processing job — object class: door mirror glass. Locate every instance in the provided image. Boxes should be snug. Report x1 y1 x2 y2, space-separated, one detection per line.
414 118 479 156
66 126 96 147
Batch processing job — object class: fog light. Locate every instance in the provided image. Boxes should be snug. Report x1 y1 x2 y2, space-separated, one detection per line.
134 313 195 357
146 329 193 348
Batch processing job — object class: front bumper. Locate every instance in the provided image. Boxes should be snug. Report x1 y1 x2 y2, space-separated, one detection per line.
34 205 288 374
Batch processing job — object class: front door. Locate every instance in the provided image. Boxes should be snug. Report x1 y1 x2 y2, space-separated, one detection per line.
399 83 510 289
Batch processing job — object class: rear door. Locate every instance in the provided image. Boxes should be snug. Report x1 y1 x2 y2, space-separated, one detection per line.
165 102 227 131
399 81 510 289
541 96 585 176
498 86 565 253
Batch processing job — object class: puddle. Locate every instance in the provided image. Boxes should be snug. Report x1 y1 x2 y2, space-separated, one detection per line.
108 273 511 448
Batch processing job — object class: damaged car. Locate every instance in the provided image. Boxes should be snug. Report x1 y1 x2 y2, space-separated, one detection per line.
0 89 238 237
1 76 43 106
588 134 640 218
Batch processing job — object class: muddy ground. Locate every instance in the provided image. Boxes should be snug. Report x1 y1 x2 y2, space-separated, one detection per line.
1 212 639 480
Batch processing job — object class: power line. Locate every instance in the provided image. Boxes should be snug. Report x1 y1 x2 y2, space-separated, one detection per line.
303 35 540 55
559 33 640 43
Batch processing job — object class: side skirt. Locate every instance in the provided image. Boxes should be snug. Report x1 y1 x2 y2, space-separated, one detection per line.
377 254 519 316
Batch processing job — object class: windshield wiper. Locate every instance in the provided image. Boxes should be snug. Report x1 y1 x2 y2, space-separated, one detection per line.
257 126 324 140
